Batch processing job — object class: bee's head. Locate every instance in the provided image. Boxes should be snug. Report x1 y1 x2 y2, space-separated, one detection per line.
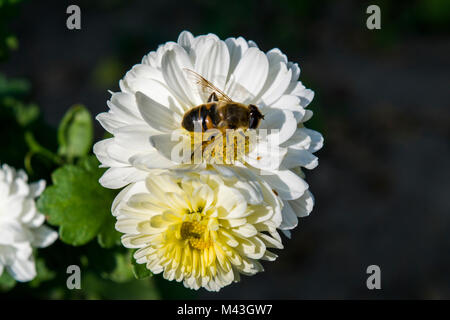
248 104 264 129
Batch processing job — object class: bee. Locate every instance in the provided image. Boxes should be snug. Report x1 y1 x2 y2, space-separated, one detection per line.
181 69 264 132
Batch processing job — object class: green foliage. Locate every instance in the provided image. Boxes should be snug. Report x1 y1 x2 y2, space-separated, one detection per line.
29 257 56 288
37 155 121 248
101 251 135 283
0 74 30 97
0 271 16 292
57 105 94 161
0 74 58 179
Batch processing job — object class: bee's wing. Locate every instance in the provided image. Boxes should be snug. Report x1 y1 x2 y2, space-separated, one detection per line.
223 74 256 104
184 68 233 103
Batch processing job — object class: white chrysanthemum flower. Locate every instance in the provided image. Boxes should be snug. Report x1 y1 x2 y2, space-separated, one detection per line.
94 30 323 231
113 169 283 291
0 164 58 282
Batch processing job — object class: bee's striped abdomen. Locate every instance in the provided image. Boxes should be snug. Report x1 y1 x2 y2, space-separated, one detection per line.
182 103 220 132
204 103 218 130
181 101 261 132
182 105 202 131
200 104 209 131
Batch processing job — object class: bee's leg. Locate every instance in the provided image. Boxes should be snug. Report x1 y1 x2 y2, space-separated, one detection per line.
207 92 219 102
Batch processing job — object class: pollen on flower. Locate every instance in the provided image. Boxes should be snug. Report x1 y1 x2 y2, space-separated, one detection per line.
186 130 251 164
180 221 212 250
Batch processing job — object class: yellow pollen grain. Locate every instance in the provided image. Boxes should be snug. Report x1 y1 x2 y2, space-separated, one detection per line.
180 221 212 250
188 131 250 164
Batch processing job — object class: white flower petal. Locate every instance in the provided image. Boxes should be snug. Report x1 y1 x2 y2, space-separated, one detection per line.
136 92 181 132
126 78 185 115
301 110 313 122
282 129 311 150
270 95 305 123
245 142 287 171
129 152 176 170
150 132 191 165
302 128 324 153
93 139 126 168
177 30 194 51
32 225 58 248
282 229 291 239
123 64 164 85
29 180 46 198
99 167 148 189
96 112 125 133
281 148 318 170
104 139 136 164
112 181 147 215
230 180 263 206
296 87 315 109
216 185 247 219
289 190 314 217
112 125 155 151
225 37 249 76
7 258 36 282
161 46 199 107
259 108 297 145
258 49 292 105
261 170 308 200
226 47 269 102
279 202 298 230
0 222 28 245
108 92 142 121
194 38 230 91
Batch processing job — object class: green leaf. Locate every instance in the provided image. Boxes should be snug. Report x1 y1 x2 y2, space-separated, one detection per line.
0 73 30 98
0 271 16 292
57 105 93 160
14 102 39 127
78 155 102 172
25 131 63 166
101 250 134 283
79 156 121 248
37 155 119 248
131 250 152 279
5 34 17 50
98 215 121 248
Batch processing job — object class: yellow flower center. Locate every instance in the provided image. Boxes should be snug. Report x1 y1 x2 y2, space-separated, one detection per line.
180 221 211 250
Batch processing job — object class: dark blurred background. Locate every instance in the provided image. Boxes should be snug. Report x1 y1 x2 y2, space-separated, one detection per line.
1 0 449 299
